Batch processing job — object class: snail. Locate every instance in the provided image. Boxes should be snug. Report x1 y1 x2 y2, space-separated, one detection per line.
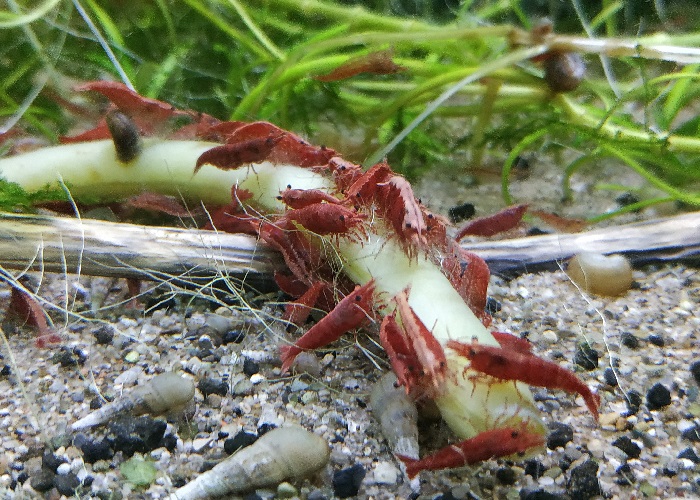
71 372 195 431
106 109 142 162
567 252 633 296
544 51 586 92
168 425 329 499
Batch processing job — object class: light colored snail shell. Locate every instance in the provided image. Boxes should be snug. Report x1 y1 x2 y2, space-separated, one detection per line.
71 372 195 431
567 252 633 296
370 372 419 460
169 425 329 499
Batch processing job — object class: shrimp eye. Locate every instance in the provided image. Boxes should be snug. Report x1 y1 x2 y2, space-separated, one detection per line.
355 295 362 301
511 431 520 438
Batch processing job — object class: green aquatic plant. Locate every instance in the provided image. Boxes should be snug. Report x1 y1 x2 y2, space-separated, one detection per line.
1 0 700 215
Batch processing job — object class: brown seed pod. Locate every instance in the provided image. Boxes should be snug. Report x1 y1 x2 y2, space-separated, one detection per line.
169 425 329 499
544 51 585 92
106 109 142 162
567 252 633 296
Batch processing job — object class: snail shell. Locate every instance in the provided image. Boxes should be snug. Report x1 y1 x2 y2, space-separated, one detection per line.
106 109 142 162
370 372 419 460
567 252 633 296
71 372 195 431
169 425 329 499
544 51 585 92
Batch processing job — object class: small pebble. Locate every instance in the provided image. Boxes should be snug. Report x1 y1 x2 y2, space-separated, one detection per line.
333 463 365 498
647 334 665 347
524 459 546 479
646 383 672 410
603 367 618 386
276 481 298 498
371 461 398 485
573 343 599 370
197 377 228 398
689 361 700 387
221 329 246 344
678 447 700 463
223 431 257 454
616 463 635 485
547 422 574 450
567 460 602 498
495 466 516 485
625 390 643 414
620 332 640 349
54 472 81 496
56 463 71 475
612 435 641 459
29 469 55 492
243 357 260 376
93 325 114 345
681 425 700 442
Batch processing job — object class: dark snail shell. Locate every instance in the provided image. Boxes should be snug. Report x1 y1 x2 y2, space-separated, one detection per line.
106 109 142 162
544 51 585 92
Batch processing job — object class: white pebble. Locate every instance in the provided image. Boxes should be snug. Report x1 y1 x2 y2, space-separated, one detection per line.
372 462 398 485
56 463 71 475
250 373 266 385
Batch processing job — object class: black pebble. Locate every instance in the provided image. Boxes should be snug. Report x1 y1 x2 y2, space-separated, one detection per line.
89 397 103 410
485 297 502 315
161 434 178 452
625 390 643 414
648 334 665 347
573 343 599 370
447 202 475 224
16 471 29 484
74 434 114 463
82 475 94 488
108 416 167 457
567 460 602 499
42 451 67 472
54 472 81 496
221 329 246 344
612 435 641 458
224 431 258 454
53 347 88 367
93 325 114 345
496 466 517 485
524 459 546 479
0 364 10 377
615 192 640 207
603 367 618 386
689 361 700 387
29 468 55 492
243 357 260 376
333 463 365 498
547 422 574 449
257 422 277 435
681 425 700 442
519 490 566 500
678 447 700 463
615 463 635 485
662 463 678 477
198 377 229 397
620 332 639 349
646 383 671 410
